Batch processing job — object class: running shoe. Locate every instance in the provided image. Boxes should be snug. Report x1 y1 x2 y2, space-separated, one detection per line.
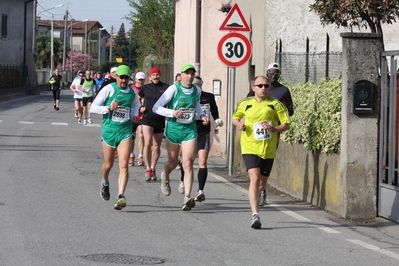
53 105 56 110
251 213 262 229
161 172 171 196
145 169 151 181
75 111 78 118
259 190 267 206
88 118 93 124
150 169 157 181
56 106 59 111
114 194 126 210
78 119 82 124
182 197 195 211
128 156 135 166
137 157 144 166
101 182 110 201
195 191 205 202
178 181 184 194
83 119 87 125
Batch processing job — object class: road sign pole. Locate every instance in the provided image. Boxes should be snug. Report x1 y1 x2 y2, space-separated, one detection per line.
228 67 236 176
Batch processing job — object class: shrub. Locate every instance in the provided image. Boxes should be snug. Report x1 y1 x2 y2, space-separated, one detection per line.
281 78 342 154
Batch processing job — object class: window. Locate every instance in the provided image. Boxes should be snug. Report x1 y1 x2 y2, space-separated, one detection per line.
1 14 7 38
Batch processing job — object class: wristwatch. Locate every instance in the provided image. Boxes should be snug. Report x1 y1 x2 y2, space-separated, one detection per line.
107 106 111 111
271 126 276 132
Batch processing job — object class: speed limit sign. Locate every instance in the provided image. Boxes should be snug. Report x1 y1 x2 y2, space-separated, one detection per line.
217 32 252 67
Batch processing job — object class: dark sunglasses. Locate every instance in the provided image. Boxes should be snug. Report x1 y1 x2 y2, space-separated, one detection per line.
267 71 280 77
254 84 269 88
118 75 130 80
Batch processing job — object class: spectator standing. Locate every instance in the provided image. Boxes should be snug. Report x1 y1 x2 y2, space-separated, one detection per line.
232 75 290 229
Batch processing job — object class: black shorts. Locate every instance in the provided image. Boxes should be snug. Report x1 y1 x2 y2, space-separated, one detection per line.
82 97 94 106
132 121 141 133
242 154 274 177
197 133 210 151
141 117 165 134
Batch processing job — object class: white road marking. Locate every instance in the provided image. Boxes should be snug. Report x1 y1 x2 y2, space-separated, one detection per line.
51 122 68 126
209 171 340 234
347 239 399 260
18 121 34 124
84 124 101 127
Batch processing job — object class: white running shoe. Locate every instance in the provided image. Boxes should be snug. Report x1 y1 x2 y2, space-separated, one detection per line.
195 191 205 202
78 119 81 124
88 118 93 124
75 111 78 118
83 119 87 125
251 213 262 229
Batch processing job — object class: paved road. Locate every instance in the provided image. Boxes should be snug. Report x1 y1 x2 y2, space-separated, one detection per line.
0 90 399 266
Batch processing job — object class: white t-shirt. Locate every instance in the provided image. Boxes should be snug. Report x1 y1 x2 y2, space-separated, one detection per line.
71 79 83 99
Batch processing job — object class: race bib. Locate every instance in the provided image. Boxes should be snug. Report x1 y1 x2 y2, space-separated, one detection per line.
177 108 195 124
201 103 210 118
253 121 272 141
112 106 130 123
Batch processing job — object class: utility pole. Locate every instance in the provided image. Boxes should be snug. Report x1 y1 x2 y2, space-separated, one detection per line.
62 9 68 71
50 14 54 76
128 29 132 69
109 26 113 62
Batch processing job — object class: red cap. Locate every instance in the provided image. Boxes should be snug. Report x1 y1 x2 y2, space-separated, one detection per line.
150 67 161 76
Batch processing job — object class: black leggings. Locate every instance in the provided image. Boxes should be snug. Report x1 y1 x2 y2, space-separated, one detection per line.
52 89 61 101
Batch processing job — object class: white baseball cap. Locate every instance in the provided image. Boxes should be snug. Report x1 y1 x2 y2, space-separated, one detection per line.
110 67 117 73
267 63 280 71
135 72 146 80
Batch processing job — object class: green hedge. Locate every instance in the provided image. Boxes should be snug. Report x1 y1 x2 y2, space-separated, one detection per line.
281 78 342 154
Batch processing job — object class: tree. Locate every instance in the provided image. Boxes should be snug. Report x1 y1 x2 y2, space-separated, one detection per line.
113 23 130 65
310 0 399 34
126 0 175 68
65 52 92 73
35 35 64 69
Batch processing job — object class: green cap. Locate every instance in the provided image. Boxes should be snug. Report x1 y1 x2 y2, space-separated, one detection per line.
116 65 131 76
181 64 196 73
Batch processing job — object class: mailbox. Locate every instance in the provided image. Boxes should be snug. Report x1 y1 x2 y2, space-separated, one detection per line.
353 80 377 115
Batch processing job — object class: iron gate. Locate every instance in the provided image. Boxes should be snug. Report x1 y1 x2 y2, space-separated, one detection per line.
379 51 399 222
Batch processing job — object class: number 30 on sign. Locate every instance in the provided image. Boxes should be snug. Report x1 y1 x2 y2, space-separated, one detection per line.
217 32 252 67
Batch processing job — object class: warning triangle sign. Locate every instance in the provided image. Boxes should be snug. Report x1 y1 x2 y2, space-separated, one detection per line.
219 4 251 32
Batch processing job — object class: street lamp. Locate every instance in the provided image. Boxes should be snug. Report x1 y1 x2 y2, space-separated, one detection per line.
84 20 88 69
96 28 105 65
63 18 89 71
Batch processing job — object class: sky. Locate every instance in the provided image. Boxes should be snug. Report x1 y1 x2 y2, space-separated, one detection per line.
36 0 133 33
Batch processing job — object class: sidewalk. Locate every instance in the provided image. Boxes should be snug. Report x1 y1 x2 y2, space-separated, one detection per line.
204 155 399 241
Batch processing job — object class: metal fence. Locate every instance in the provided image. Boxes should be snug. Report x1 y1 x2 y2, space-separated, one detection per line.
0 64 23 89
36 69 74 86
275 51 342 84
